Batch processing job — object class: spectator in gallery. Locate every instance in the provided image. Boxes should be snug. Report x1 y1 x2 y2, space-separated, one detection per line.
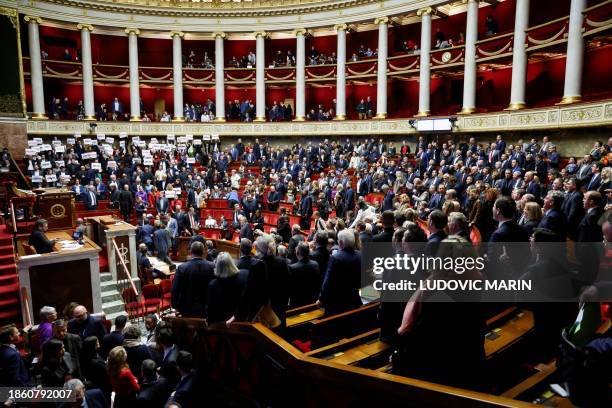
111 97 123 120
486 15 499 36
97 103 108 121
41 49 49 59
160 111 171 122
350 52 359 62
356 99 367 119
435 28 445 44
76 100 85 120
63 48 71 61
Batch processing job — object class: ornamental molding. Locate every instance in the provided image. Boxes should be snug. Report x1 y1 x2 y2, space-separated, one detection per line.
7 0 452 33
26 100 612 136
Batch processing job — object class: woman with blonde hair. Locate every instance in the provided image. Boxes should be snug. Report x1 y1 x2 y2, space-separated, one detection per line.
523 201 543 237
107 346 139 407
207 252 246 324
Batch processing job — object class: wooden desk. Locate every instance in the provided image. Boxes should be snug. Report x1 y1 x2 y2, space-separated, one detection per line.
147 256 172 277
16 230 102 325
485 310 535 359
87 216 138 282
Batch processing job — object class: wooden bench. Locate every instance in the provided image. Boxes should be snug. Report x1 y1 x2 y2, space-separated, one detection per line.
485 310 535 359
286 303 325 328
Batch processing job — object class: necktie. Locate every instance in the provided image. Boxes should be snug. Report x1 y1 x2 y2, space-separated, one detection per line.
91 192 96 205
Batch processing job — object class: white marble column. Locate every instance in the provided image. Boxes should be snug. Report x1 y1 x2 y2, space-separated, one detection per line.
461 0 479 114
77 24 95 120
25 16 46 119
213 32 226 121
375 17 389 119
125 28 141 121
417 7 433 117
508 0 530 110
334 24 347 120
254 31 267 122
171 31 185 121
294 29 307 121
561 0 587 104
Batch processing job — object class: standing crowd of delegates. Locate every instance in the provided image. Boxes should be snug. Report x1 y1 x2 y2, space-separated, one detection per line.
0 304 202 407
4 131 612 403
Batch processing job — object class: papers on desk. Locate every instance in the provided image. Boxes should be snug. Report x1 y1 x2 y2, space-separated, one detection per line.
59 240 83 250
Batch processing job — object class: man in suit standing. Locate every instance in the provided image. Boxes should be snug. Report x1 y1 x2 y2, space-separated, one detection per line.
287 225 305 263
238 215 254 241
61 379 108 408
562 177 584 241
85 185 98 210
118 184 134 222
0 324 32 386
586 163 602 192
156 191 170 215
575 191 605 285
381 185 395 212
68 305 107 343
299 189 313 230
373 211 395 243
171 242 215 317
267 186 281 212
28 218 58 254
318 229 362 316
538 190 568 241
426 210 448 256
232 239 269 323
153 220 173 266
288 242 320 308
489 196 529 277
136 359 171 408
101 315 126 359
182 206 200 236
111 97 123 120
168 351 197 408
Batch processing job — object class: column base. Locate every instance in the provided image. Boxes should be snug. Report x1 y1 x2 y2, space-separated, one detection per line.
253 117 266 122
415 111 430 118
505 103 526 111
557 95 582 105
374 113 387 120
83 115 97 121
30 113 48 120
129 116 142 122
213 117 226 122
172 117 185 122
333 115 346 121
458 107 476 115
293 116 306 122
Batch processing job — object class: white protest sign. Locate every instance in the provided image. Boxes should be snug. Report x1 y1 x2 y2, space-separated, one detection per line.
54 160 65 168
31 175 43 183
187 157 196 164
165 190 175 198
167 134 175 140
173 188 182 196
105 137 114 144
96 133 106 140
54 145 65 153
74 132 81 138
142 150 151 157
212 134 220 141
119 132 128 139
33 137 43 144
67 138 75 145
41 161 51 169
107 161 117 168
25 148 36 156
185 134 194 140
203 135 211 141
143 157 153 166
52 140 62 146
90 140 98 146
119 141 126 148
177 137 187 143
91 163 102 170
45 174 57 182
83 138 92 145
193 139 202 145
104 145 113 155
41 144 52 151
27 140 39 147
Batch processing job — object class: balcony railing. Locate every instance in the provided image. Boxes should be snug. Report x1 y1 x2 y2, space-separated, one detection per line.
584 0 612 37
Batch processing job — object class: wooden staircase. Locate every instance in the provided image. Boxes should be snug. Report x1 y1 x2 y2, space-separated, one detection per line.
0 226 20 326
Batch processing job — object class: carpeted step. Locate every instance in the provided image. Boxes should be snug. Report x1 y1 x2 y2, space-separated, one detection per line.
0 245 14 256
0 274 17 285
0 264 17 276
0 282 19 294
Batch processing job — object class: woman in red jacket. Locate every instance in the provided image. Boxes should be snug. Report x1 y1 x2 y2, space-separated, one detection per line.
107 346 140 407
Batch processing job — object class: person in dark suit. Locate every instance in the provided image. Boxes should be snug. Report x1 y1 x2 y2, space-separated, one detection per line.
562 177 584 241
157 327 180 388
233 239 269 323
318 229 362 316
577 191 604 243
277 213 291 243
80 336 111 398
0 324 32 386
425 210 448 256
60 379 108 408
538 190 568 241
267 186 281 212
119 184 134 222
489 196 530 277
28 218 58 254
122 325 153 380
156 191 170 215
168 351 197 408
373 210 395 243
182 206 200 236
171 241 215 317
299 190 314 230
52 319 83 380
254 235 290 327
287 225 305 263
136 359 171 408
84 185 98 210
288 242 320 308
238 215 254 241
101 315 127 359
68 305 107 344
206 252 247 324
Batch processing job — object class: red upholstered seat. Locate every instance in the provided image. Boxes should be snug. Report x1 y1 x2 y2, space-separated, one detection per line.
141 284 161 314
121 287 144 321
159 279 173 311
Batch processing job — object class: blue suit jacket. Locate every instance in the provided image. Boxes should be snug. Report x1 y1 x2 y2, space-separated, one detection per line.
0 345 31 386
538 209 568 240
320 248 362 314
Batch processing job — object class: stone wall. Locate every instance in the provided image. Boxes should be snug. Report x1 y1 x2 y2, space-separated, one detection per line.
0 118 27 160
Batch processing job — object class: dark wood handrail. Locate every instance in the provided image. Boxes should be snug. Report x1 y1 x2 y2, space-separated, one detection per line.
9 155 31 190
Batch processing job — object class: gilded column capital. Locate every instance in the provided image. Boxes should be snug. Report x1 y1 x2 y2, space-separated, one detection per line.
212 31 226 39
170 31 184 38
77 23 94 32
334 23 348 32
374 16 389 25
254 31 268 39
293 28 309 37
24 15 42 24
417 7 435 17
125 28 140 36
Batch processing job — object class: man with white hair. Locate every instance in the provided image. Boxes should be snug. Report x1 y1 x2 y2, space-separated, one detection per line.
448 212 470 241
317 229 362 315
61 378 107 408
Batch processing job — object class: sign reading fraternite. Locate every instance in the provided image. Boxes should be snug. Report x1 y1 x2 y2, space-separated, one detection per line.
0 8 25 117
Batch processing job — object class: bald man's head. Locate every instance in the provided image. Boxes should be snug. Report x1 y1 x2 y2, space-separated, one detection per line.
73 305 88 322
